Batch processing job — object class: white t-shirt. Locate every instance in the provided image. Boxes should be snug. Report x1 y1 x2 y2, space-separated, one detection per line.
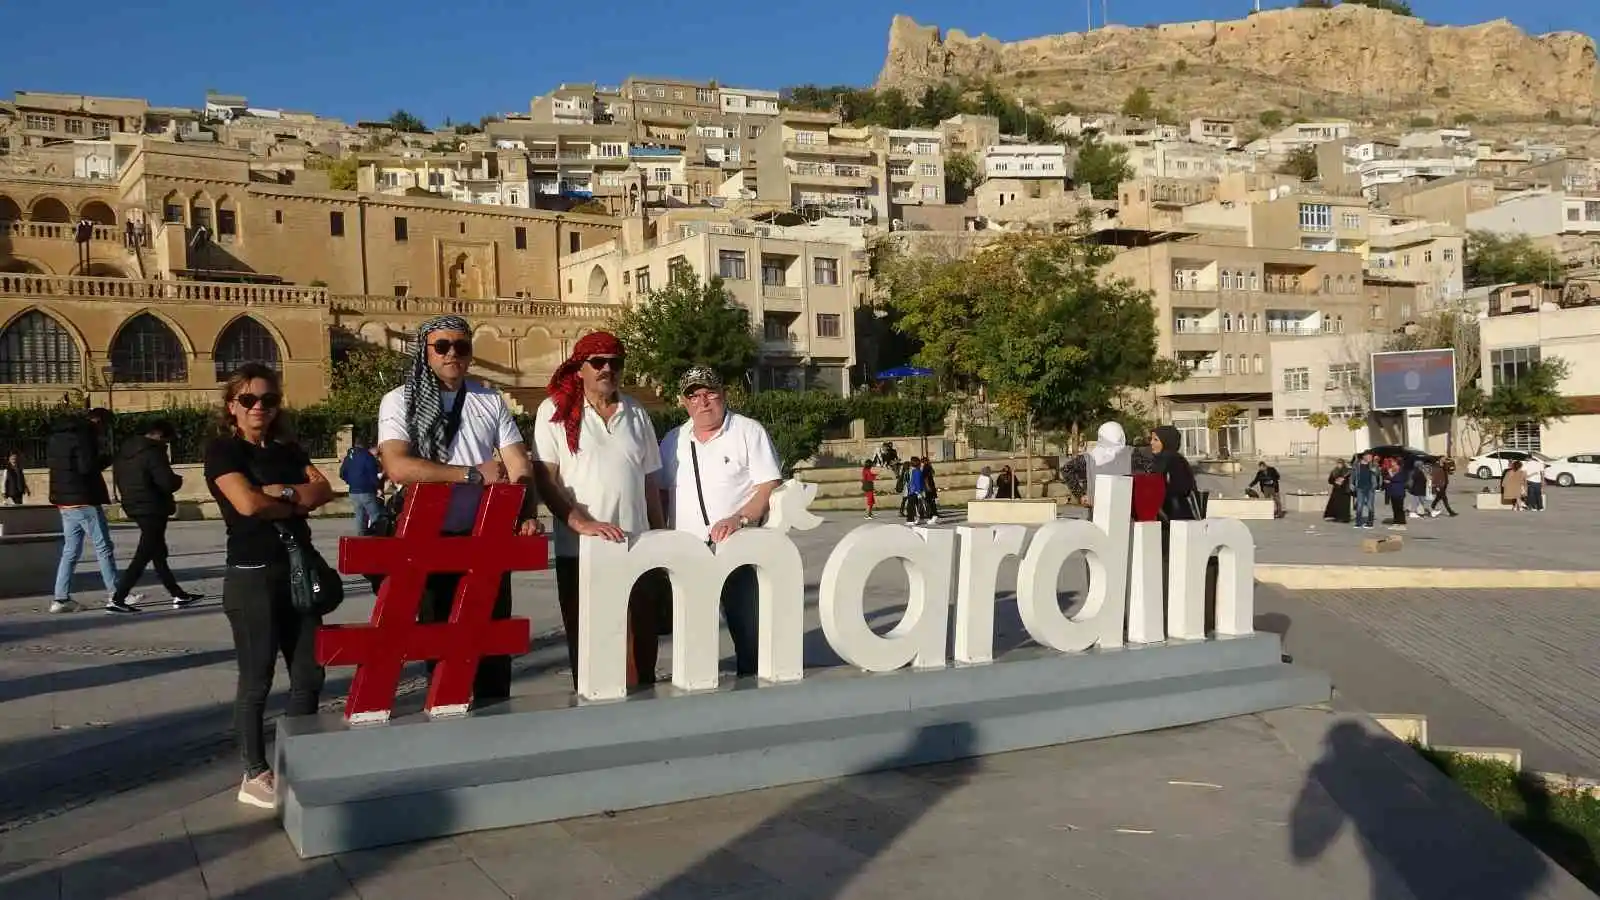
377 381 525 533
531 395 662 558
659 412 782 543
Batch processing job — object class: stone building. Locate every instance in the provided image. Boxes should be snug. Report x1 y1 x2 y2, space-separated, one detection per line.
0 137 623 412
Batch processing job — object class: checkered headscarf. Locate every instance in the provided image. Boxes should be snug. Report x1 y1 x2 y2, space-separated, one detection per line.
404 315 471 462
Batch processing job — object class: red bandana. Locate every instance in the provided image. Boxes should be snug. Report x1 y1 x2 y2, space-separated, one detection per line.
547 331 625 453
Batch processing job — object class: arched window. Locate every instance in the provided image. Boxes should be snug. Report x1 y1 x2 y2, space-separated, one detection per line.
1250 313 1261 333
111 314 188 383
1220 270 1232 291
0 195 20 222
1221 312 1232 332
0 310 81 384
1253 354 1264 374
1322 274 1331 293
214 316 279 381
1223 354 1235 375
1249 271 1259 291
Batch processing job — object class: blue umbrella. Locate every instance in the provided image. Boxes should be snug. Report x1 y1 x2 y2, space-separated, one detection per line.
875 366 934 380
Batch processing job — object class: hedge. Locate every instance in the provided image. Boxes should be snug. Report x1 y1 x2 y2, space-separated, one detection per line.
0 393 950 476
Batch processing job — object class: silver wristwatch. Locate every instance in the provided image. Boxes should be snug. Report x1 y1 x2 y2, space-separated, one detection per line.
278 486 296 502
737 514 751 528
463 466 483 485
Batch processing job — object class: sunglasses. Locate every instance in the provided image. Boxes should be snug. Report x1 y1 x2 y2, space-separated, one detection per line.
235 392 282 411
585 356 624 371
429 338 473 357
683 388 721 403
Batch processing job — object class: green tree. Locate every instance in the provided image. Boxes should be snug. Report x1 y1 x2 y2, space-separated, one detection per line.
1206 404 1246 460
326 341 411 440
944 151 979 201
1278 145 1320 181
1460 358 1571 450
1344 0 1414 15
886 218 1184 434
1074 135 1132 201
915 84 963 126
1258 109 1285 128
388 109 427 133
1307 411 1332 473
609 266 758 396
1121 87 1154 118
1465 231 1563 287
310 155 359 190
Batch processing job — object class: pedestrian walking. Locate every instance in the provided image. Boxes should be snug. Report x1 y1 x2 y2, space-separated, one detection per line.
205 364 336 809
47 407 122 613
1351 452 1378 529
861 460 878 518
2 450 28 505
1429 460 1458 517
108 420 204 612
338 438 384 535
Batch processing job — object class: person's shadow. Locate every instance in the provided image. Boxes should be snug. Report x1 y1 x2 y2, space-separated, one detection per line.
1290 720 1586 899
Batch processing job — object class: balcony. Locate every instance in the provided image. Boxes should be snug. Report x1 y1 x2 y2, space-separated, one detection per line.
331 294 616 319
6 221 121 243
762 283 804 306
790 166 873 189
889 168 916 182
762 334 805 354
783 140 874 160
0 273 328 306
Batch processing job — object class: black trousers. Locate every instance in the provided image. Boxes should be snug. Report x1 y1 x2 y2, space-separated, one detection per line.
554 557 661 690
1431 488 1456 515
1390 495 1407 525
222 563 325 777
416 571 514 705
112 514 184 603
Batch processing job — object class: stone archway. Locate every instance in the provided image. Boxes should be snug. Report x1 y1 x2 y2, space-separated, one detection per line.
29 197 70 223
0 195 20 222
74 261 131 278
79 201 116 226
0 258 47 275
587 265 611 303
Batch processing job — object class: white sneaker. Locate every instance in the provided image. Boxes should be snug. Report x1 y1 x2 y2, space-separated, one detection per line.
49 599 82 614
237 771 276 809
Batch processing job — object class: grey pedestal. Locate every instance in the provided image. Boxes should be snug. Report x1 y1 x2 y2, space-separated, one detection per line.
277 632 1328 858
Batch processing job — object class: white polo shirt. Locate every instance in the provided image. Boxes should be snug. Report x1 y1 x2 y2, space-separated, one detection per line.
377 381 525 534
531 395 661 558
659 412 782 543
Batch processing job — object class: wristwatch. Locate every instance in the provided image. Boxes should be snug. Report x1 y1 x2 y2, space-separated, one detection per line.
463 466 483 485
737 514 750 528
278 486 297 502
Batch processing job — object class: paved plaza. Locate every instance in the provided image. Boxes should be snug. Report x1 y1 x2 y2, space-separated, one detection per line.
0 501 1597 896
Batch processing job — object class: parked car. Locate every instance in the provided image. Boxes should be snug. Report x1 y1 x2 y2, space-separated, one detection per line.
1465 449 1551 480
1541 453 1600 486
1354 445 1439 468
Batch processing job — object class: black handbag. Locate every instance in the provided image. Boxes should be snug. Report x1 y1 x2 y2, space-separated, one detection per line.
275 522 344 616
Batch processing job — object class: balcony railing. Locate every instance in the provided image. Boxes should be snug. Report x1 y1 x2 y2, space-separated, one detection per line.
5 221 121 243
762 284 803 302
1172 324 1220 334
0 274 328 306
783 140 874 159
330 295 617 319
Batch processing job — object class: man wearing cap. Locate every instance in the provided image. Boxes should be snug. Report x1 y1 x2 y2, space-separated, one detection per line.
531 331 666 689
377 315 538 708
657 366 782 679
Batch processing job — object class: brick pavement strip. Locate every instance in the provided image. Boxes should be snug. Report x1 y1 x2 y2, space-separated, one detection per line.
1288 588 1600 775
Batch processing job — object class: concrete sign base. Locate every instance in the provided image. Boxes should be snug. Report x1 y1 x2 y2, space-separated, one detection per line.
276 632 1327 858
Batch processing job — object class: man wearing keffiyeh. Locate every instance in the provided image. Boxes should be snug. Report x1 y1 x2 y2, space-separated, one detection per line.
374 313 539 709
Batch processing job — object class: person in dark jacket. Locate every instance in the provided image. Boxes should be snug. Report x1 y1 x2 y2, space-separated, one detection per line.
2 450 28 505
1384 458 1409 531
47 408 122 613
1429 459 1458 517
1350 452 1379 528
1150 425 1200 521
338 439 385 535
109 421 203 613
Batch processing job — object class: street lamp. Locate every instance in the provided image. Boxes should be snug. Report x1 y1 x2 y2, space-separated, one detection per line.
101 364 117 503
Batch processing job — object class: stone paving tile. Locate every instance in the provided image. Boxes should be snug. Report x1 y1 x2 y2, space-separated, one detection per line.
1293 587 1600 774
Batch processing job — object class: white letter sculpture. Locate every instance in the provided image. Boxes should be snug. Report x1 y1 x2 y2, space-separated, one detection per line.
1167 519 1255 641
577 528 806 701
1015 475 1131 652
819 526 954 672
952 525 1028 665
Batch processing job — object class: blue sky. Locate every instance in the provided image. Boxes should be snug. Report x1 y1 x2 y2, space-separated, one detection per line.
4 1 1593 127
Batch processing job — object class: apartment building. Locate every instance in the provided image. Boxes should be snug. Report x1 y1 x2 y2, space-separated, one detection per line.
5 92 148 148
1099 231 1408 456
883 128 945 208
755 109 881 223
1467 189 1600 272
1249 120 1354 157
1116 177 1218 230
1385 176 1499 228
1254 332 1384 458
982 144 1067 180
357 149 529 207
485 120 635 211
1188 118 1238 149
939 114 1000 159
1478 299 1600 455
1122 141 1257 180
0 137 622 411
558 218 861 394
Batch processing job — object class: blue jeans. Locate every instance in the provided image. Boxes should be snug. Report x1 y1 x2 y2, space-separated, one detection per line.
55 506 119 600
349 492 383 535
1527 481 1544 510
1353 489 1376 527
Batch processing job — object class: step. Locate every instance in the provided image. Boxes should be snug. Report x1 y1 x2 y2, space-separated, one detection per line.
799 457 1059 484
276 633 1325 857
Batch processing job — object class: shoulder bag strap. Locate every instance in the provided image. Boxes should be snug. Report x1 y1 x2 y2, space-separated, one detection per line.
688 439 712 529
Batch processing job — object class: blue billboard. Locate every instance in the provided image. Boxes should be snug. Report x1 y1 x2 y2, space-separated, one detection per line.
1370 349 1457 411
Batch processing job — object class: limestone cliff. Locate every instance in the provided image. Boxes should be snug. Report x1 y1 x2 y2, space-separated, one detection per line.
877 7 1600 120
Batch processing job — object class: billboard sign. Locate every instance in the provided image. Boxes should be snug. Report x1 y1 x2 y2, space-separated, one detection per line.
1370 348 1457 411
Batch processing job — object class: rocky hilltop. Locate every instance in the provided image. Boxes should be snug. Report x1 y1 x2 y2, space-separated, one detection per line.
878 7 1600 121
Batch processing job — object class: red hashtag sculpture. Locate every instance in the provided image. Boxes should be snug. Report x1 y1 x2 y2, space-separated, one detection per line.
319 482 547 724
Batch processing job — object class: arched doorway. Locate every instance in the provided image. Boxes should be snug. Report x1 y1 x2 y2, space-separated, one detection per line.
0 310 82 384
110 313 189 383
79 201 116 226
76 262 130 278
0 259 46 275
587 265 611 303
214 316 281 381
28 197 70 223
0 196 20 222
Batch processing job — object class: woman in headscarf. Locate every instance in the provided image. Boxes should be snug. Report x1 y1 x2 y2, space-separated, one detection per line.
994 464 1019 499
1061 421 1134 508
1324 458 1352 523
974 465 996 501
1150 424 1201 520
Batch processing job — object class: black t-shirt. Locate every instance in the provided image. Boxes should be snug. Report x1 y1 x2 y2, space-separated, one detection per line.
204 435 314 566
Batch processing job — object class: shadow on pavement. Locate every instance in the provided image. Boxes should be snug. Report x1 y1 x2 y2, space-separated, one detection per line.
0 649 236 704
1290 720 1567 899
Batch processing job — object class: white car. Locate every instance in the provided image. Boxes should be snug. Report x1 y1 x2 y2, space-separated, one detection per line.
1466 450 1552 480
1542 453 1600 486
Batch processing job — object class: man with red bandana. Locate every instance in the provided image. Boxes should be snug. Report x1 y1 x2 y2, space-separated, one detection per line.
531 331 667 689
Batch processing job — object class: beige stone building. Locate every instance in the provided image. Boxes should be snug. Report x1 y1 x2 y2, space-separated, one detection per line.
0 137 623 412
755 109 881 223
558 216 862 394
882 128 945 210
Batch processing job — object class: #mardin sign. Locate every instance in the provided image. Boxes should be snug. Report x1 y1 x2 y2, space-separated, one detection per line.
574 475 1255 702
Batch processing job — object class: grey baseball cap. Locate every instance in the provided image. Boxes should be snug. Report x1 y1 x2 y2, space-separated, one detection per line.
677 366 724 396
